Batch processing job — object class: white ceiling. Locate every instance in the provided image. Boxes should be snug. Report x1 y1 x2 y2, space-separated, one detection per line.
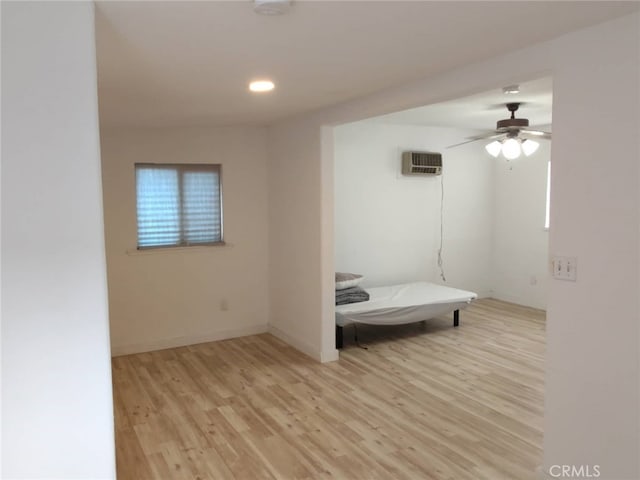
368 77 553 131
95 1 639 129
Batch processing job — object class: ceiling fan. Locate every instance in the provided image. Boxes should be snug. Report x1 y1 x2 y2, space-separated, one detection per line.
448 102 551 159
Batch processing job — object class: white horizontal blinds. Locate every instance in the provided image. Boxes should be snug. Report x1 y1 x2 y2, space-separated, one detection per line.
136 166 181 247
135 164 222 248
183 170 221 244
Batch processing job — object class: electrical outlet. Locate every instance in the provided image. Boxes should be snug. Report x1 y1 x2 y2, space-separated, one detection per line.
552 256 577 281
220 298 229 311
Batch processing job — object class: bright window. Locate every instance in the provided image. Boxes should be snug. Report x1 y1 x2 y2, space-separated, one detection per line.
545 161 551 230
135 164 223 249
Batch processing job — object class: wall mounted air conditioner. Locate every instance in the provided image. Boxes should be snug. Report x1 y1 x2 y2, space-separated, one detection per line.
401 151 442 176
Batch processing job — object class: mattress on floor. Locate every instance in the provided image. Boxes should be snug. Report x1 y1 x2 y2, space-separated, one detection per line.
335 281 477 327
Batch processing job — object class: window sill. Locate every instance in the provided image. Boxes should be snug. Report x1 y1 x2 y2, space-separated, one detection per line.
126 242 230 256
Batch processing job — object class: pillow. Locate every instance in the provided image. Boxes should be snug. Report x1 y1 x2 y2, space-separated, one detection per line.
335 272 363 290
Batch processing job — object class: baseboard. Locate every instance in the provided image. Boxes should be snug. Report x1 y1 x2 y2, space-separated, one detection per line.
490 292 547 311
110 324 269 356
268 325 331 363
111 323 339 363
473 289 493 299
321 348 339 363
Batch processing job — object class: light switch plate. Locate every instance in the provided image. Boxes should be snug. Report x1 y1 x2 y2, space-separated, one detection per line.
552 256 577 281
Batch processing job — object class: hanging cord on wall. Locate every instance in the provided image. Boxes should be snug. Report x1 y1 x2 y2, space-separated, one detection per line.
437 173 447 282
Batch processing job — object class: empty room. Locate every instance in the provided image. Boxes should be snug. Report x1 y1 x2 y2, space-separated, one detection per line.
2 2 639 480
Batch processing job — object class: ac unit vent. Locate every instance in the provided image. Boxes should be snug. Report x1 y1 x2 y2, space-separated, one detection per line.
402 151 442 176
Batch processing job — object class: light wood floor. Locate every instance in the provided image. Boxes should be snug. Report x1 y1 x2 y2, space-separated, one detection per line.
112 298 545 480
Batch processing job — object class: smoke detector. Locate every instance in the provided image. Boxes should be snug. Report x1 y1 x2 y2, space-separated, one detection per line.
254 0 291 15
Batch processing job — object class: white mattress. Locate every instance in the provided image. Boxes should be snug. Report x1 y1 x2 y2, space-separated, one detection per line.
335 282 477 326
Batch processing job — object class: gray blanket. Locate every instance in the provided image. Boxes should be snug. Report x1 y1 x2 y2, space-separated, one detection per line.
335 286 370 306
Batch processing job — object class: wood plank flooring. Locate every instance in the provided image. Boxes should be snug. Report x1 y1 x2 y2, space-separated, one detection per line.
112 298 545 480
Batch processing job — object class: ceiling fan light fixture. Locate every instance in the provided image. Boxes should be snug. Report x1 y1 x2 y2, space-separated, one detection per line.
453 103 551 156
501 138 522 160
485 140 502 157
522 139 540 156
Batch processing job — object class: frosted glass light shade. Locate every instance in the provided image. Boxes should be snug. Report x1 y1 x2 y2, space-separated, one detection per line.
485 140 502 157
522 139 540 156
502 138 521 160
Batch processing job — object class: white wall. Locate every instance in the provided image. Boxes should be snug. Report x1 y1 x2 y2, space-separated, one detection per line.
492 140 550 309
543 16 639 479
101 127 269 355
1 2 115 478
267 123 328 360
333 120 550 310
267 12 639 479
334 122 492 296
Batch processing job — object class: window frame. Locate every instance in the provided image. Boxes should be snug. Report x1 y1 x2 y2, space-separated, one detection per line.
135 163 224 250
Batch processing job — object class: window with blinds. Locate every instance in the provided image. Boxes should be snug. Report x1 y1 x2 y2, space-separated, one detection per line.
135 164 223 249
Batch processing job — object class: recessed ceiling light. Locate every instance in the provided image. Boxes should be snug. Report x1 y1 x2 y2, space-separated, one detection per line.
502 84 520 94
249 80 275 93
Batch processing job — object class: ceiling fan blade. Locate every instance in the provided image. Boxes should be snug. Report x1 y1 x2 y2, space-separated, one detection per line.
521 129 552 140
465 131 502 141
447 132 505 149
446 138 485 148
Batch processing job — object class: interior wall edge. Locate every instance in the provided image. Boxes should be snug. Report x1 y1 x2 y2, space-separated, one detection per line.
268 325 325 363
